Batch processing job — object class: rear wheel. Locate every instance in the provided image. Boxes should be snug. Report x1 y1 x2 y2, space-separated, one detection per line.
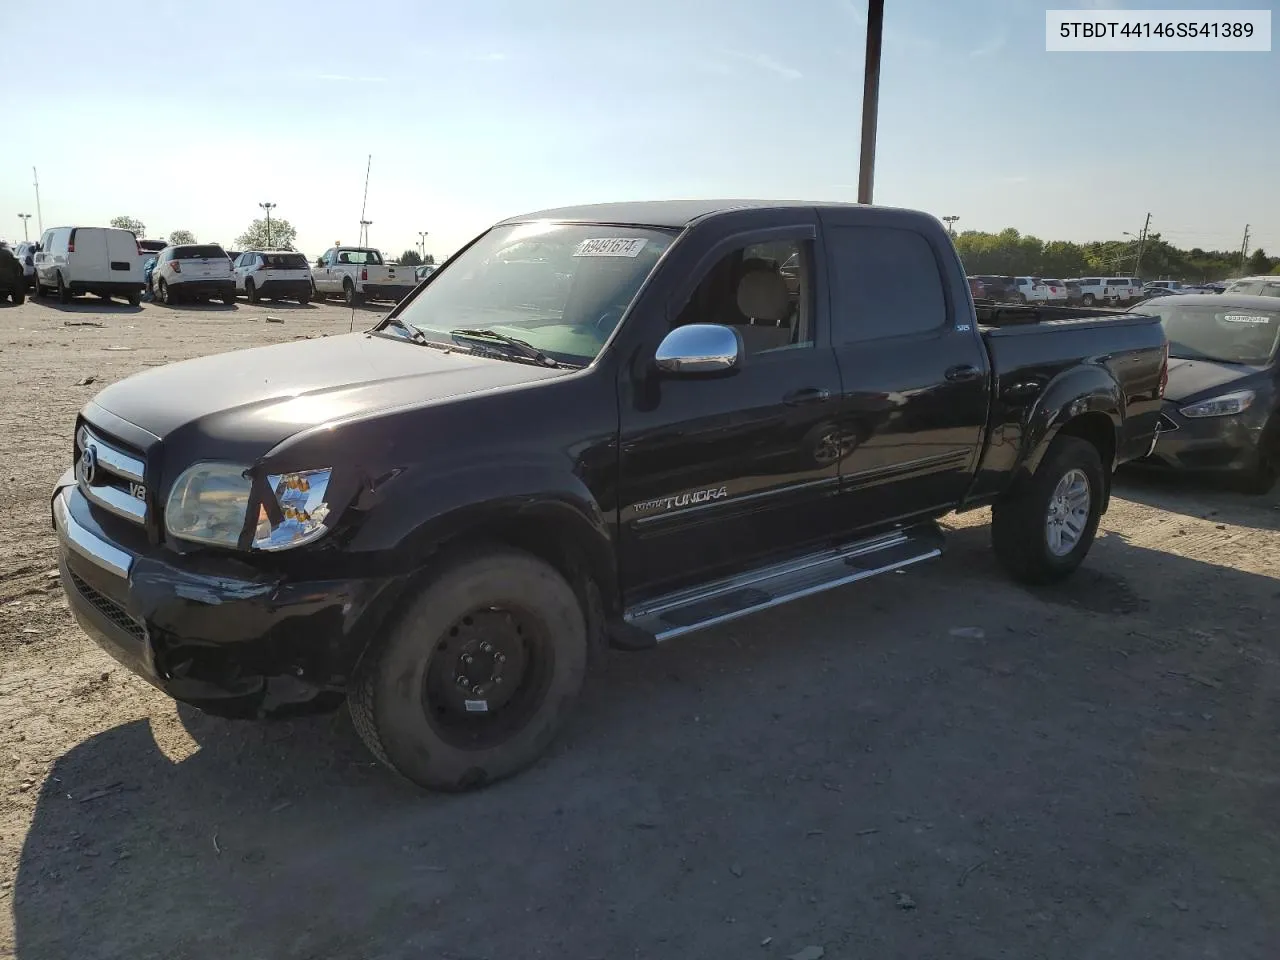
127 292 140 307
221 290 237 305
992 435 1105 585
159 279 175 305
245 278 258 303
56 273 71 304
349 547 589 791
343 280 360 306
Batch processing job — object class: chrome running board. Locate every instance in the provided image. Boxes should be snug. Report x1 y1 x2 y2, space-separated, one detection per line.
623 523 944 643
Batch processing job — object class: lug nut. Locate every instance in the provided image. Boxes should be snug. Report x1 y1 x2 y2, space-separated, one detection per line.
462 654 474 665
480 642 493 653
472 684 484 695
495 653 506 664
456 675 468 687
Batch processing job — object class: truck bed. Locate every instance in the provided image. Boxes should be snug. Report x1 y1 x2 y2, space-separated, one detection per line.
974 299 1151 330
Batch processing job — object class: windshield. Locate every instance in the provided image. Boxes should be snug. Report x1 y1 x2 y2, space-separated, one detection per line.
1135 303 1280 366
390 222 675 365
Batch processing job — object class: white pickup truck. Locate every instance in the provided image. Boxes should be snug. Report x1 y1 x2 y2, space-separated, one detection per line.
311 246 416 305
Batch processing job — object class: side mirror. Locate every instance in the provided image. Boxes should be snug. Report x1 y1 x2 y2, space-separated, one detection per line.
655 323 742 375
315 259 325 268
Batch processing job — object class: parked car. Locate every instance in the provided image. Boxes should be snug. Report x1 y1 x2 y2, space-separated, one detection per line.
11 241 39 290
1064 279 1083 305
1012 276 1051 303
1147 280 1186 292
0 243 25 304
150 243 236 305
1222 276 1280 297
232 250 313 304
33 226 144 305
1140 286 1179 300
967 276 984 299
971 275 1018 303
136 238 167 269
312 246 415 304
416 263 438 282
1130 293 1279 492
1040 278 1069 304
52 199 1167 791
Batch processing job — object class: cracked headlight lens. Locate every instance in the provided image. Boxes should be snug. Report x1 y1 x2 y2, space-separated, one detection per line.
253 468 333 551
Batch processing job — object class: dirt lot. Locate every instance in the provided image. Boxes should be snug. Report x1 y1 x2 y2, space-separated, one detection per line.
1 294 1278 959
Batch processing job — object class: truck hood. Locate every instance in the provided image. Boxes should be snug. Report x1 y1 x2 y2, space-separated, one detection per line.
86 331 568 460
1163 356 1261 403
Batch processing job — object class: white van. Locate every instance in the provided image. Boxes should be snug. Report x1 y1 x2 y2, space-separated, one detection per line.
34 227 145 305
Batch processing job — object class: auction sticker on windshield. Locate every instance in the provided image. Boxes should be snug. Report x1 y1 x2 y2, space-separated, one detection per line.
573 238 648 258
1222 314 1273 325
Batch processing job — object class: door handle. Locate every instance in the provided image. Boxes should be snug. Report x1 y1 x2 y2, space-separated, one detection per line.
783 387 831 406
944 364 982 382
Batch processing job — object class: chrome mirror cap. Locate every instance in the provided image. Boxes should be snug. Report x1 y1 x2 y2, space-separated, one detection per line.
654 323 742 375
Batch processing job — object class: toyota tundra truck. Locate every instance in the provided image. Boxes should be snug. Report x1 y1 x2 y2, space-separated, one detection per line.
53 200 1168 792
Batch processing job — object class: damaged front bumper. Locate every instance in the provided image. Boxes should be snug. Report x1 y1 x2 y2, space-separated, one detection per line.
51 478 405 719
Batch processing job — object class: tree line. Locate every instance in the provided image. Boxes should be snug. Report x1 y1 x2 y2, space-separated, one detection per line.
954 228 1280 281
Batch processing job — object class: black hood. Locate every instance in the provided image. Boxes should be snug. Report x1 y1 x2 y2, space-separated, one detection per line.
86 332 567 461
1163 357 1261 403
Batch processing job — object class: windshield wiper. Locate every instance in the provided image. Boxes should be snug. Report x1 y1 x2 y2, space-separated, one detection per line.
449 328 559 367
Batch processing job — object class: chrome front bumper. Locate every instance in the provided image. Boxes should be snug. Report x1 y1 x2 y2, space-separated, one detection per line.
52 484 134 579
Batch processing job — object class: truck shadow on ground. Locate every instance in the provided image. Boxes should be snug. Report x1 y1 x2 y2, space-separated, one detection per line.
11 516 1280 958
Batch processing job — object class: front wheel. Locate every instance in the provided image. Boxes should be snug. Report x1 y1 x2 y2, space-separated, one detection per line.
992 435 1105 585
349 548 589 792
245 278 258 303
1082 294 1096 306
56 273 71 304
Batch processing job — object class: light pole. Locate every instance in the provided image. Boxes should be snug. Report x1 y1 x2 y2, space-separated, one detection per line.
942 215 959 237
259 202 277 248
857 0 885 204
359 220 373 247
17 214 31 242
418 231 429 259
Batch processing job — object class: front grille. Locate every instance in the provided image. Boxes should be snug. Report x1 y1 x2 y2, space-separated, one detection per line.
75 424 149 526
1157 413 1180 432
68 571 147 643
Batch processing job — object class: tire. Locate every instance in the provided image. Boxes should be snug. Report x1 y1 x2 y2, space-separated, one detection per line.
297 295 309 306
1016 293 1027 305
349 547 589 792
56 273 71 304
127 292 140 307
12 288 24 306
992 435 1105 585
343 280 360 306
222 291 237 305
311 284 323 302
1082 294 1096 306
245 278 258 303
159 279 175 305
33 280 44 298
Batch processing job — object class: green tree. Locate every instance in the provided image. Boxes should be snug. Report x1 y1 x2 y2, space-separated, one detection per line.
1246 248 1271 275
424 253 435 265
1271 263 1280 276
168 229 196 245
235 217 297 251
110 216 146 238
398 249 424 266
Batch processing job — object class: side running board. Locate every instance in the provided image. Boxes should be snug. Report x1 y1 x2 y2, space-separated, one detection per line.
622 524 944 643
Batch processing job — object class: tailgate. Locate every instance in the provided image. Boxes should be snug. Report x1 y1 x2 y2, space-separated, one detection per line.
366 265 408 285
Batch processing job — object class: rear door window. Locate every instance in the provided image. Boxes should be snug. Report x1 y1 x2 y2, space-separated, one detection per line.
826 226 948 342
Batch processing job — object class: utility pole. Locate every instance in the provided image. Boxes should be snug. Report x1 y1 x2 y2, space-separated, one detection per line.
1238 224 1251 276
32 167 43 234
857 0 885 204
17 214 31 242
942 215 959 237
259 202 276 248
359 220 373 247
1133 211 1151 275
418 231 429 258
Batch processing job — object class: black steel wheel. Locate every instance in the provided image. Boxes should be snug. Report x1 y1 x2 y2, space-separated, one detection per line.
349 547 588 791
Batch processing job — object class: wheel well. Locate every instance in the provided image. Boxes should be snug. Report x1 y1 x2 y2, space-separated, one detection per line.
434 513 615 656
1057 412 1116 470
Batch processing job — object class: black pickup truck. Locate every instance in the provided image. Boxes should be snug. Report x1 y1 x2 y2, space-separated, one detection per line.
53 201 1168 790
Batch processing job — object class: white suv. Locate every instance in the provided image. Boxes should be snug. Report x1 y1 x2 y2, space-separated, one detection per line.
1040 278 1069 304
1075 277 1131 307
232 250 314 304
1012 277 1051 303
150 243 236 305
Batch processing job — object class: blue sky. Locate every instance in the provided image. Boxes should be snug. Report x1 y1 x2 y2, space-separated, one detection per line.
3 0 1276 259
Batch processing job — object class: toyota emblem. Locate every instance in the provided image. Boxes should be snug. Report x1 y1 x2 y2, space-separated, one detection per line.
78 444 98 486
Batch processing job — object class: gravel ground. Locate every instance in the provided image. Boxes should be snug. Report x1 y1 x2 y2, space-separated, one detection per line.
2 295 1278 959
